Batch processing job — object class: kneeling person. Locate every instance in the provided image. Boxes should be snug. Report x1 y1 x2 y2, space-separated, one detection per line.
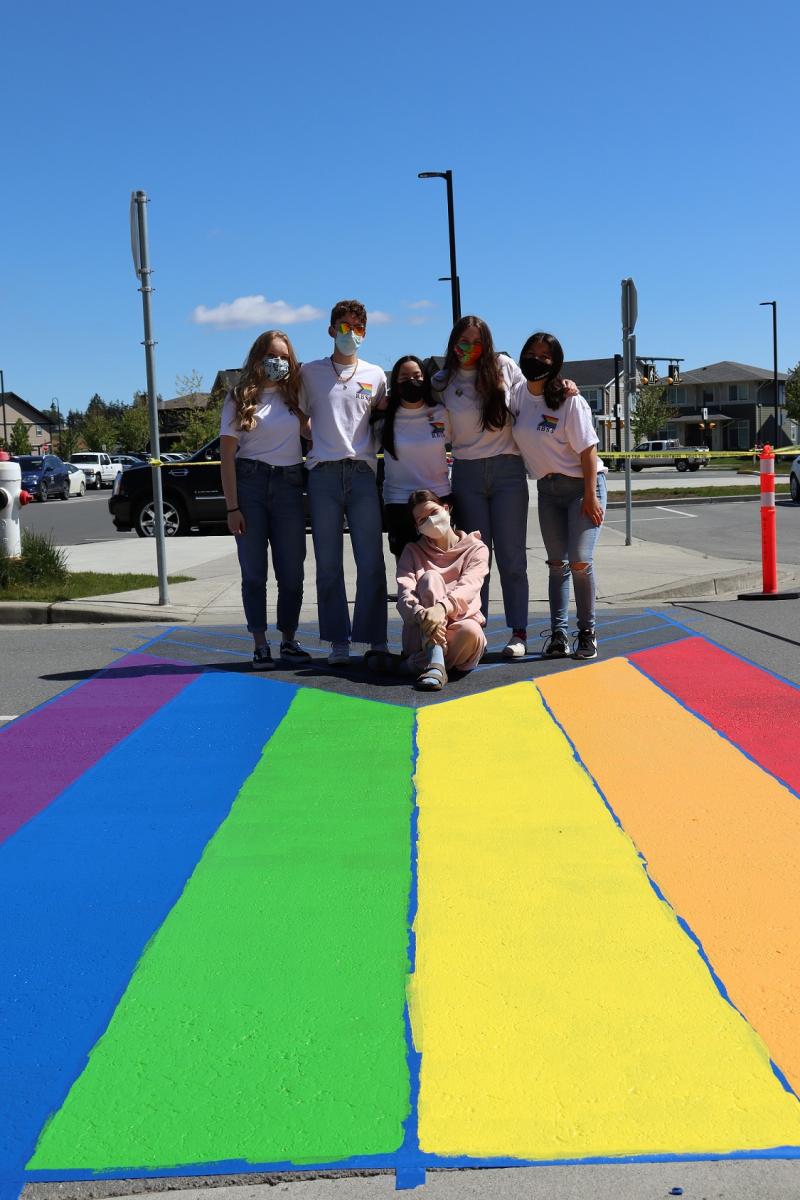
396 489 489 691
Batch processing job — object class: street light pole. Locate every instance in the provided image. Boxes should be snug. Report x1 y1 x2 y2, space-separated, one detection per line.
417 170 462 325
0 369 6 448
760 300 779 446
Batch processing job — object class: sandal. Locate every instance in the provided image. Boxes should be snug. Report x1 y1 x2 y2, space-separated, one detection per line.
414 661 448 692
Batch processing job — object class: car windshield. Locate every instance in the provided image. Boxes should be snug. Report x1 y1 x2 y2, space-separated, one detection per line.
71 455 95 463
18 456 44 469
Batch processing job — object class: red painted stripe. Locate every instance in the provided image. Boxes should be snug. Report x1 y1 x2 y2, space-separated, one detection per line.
0 654 195 844
761 475 776 492
629 638 800 795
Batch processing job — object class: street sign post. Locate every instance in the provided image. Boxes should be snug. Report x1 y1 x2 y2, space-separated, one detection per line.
130 191 169 605
621 278 638 546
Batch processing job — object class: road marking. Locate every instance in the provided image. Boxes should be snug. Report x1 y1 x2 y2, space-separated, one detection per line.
656 505 698 517
0 715 18 722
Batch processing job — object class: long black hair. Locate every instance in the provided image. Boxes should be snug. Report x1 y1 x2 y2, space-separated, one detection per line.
519 332 566 410
439 315 507 431
370 355 433 459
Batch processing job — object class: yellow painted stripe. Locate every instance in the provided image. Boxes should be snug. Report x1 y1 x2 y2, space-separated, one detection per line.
539 656 800 1098
411 682 800 1160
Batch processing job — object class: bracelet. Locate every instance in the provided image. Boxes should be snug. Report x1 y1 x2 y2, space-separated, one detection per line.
227 507 240 513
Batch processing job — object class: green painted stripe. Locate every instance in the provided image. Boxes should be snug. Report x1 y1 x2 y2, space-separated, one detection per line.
30 689 415 1170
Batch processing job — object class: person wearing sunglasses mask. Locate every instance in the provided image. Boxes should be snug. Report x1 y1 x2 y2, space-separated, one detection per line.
371 355 452 559
430 315 530 660
299 299 389 668
508 331 607 661
395 488 489 691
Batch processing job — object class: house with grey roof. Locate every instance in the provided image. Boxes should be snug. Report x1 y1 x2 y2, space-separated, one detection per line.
667 362 792 450
0 391 58 452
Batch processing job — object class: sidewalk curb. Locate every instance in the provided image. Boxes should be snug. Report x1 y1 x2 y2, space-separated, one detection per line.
0 600 194 625
607 567 800 602
606 492 794 509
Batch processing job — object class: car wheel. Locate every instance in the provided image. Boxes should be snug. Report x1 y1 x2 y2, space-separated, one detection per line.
133 497 187 538
631 464 642 472
79 481 86 496
688 463 700 472
60 483 70 500
94 472 103 489
36 484 47 502
676 460 687 472
791 473 800 504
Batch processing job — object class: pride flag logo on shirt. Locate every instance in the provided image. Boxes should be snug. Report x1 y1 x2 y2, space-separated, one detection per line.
356 381 374 400
537 414 559 434
429 419 447 439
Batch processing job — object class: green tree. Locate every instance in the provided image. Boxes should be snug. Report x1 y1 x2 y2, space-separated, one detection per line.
80 411 116 451
116 403 150 451
56 426 79 461
632 384 676 444
786 361 800 424
10 418 32 455
172 398 223 454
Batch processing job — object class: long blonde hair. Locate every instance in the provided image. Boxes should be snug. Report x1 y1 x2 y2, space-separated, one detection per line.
232 330 302 431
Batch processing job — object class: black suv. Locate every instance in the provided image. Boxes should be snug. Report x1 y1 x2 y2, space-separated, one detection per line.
15 454 71 502
108 439 229 536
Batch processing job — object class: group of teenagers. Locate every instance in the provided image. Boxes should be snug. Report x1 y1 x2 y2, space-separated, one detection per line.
220 298 607 692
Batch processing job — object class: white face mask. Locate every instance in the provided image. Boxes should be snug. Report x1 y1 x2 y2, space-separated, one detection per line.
419 509 451 538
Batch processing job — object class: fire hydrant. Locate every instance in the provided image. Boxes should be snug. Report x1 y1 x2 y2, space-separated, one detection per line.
0 453 34 558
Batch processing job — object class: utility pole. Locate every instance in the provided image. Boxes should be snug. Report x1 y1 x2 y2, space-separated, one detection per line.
760 301 779 447
417 170 462 325
621 279 638 546
130 191 169 605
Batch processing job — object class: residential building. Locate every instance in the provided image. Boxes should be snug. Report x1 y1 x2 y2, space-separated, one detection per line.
0 391 58 452
666 362 792 450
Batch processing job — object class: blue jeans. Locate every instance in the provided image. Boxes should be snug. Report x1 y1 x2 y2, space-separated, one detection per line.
536 472 607 633
307 459 387 645
235 458 306 636
451 454 529 627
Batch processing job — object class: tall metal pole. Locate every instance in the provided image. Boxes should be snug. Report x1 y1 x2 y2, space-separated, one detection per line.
621 279 638 547
613 353 622 453
760 301 779 447
444 170 461 325
1 369 6 447
133 191 169 605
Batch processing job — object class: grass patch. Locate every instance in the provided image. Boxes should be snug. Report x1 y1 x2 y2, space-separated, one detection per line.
0 572 194 602
607 483 791 502
0 530 192 602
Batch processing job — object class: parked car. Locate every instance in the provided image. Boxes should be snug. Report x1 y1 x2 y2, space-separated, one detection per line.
629 439 709 472
109 437 384 537
69 451 119 489
64 462 87 496
110 454 144 470
790 454 800 504
14 454 71 501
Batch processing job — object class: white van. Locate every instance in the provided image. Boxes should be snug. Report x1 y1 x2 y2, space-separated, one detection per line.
69 452 119 489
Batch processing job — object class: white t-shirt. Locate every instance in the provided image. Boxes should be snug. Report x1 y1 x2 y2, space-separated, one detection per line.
380 404 452 503
432 353 523 459
299 356 387 471
219 389 303 466
508 383 607 479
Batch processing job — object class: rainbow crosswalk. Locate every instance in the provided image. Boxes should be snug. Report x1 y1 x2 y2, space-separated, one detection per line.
3 634 800 1194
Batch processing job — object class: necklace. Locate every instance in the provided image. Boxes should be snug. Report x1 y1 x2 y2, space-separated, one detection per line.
330 356 358 386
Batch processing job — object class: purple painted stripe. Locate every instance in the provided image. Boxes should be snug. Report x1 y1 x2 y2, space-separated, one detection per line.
0 654 195 845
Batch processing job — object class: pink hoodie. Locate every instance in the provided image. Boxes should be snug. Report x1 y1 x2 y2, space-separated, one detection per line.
396 530 489 626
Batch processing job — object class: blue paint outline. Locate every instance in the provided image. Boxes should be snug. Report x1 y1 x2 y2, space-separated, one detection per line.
536 677 800 1109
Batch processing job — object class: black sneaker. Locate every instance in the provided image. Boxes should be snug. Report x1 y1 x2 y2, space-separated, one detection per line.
573 629 598 660
541 629 570 658
251 645 275 670
280 638 312 661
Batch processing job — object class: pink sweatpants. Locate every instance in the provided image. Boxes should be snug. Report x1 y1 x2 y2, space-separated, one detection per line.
402 570 486 674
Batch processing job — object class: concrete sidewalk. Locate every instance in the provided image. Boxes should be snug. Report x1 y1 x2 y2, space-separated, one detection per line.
2 524 798 625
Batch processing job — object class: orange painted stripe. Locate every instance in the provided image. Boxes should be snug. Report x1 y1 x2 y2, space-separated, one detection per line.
539 657 800 1095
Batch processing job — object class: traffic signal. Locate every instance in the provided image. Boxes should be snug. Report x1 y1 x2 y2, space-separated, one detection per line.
667 363 680 384
640 364 651 385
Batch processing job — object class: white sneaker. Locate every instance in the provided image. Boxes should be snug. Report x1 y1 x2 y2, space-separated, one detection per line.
502 632 528 659
328 641 351 666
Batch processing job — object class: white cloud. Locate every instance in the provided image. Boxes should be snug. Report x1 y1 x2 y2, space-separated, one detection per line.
408 315 430 326
368 310 392 325
191 295 323 329
406 299 434 310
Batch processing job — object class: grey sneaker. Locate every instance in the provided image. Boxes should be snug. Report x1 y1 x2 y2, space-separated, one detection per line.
541 629 570 659
251 644 275 670
573 629 598 660
327 641 351 666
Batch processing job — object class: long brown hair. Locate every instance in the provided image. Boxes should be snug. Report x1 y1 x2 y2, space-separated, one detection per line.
231 330 301 431
441 315 507 430
519 332 566 410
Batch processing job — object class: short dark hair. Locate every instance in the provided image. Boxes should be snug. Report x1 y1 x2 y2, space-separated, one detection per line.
330 299 367 327
407 488 447 513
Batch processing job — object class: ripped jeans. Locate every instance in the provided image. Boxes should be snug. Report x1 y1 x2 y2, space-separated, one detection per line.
536 472 607 633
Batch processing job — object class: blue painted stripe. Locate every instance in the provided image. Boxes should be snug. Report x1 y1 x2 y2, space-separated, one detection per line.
2 672 296 1187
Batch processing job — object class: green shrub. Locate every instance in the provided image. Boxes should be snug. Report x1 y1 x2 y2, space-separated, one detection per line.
0 529 69 588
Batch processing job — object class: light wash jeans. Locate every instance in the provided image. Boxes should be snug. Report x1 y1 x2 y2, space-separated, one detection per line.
536 472 607 633
451 454 529 627
307 459 387 645
235 458 306 636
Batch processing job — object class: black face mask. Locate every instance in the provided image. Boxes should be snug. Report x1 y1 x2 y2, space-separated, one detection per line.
397 378 426 403
520 357 553 382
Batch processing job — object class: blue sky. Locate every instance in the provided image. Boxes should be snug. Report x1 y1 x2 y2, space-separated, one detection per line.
2 0 798 413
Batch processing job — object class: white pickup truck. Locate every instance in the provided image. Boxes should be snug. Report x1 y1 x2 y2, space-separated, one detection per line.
69 452 119 489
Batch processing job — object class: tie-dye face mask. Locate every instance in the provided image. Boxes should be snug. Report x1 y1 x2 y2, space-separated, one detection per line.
454 340 483 368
